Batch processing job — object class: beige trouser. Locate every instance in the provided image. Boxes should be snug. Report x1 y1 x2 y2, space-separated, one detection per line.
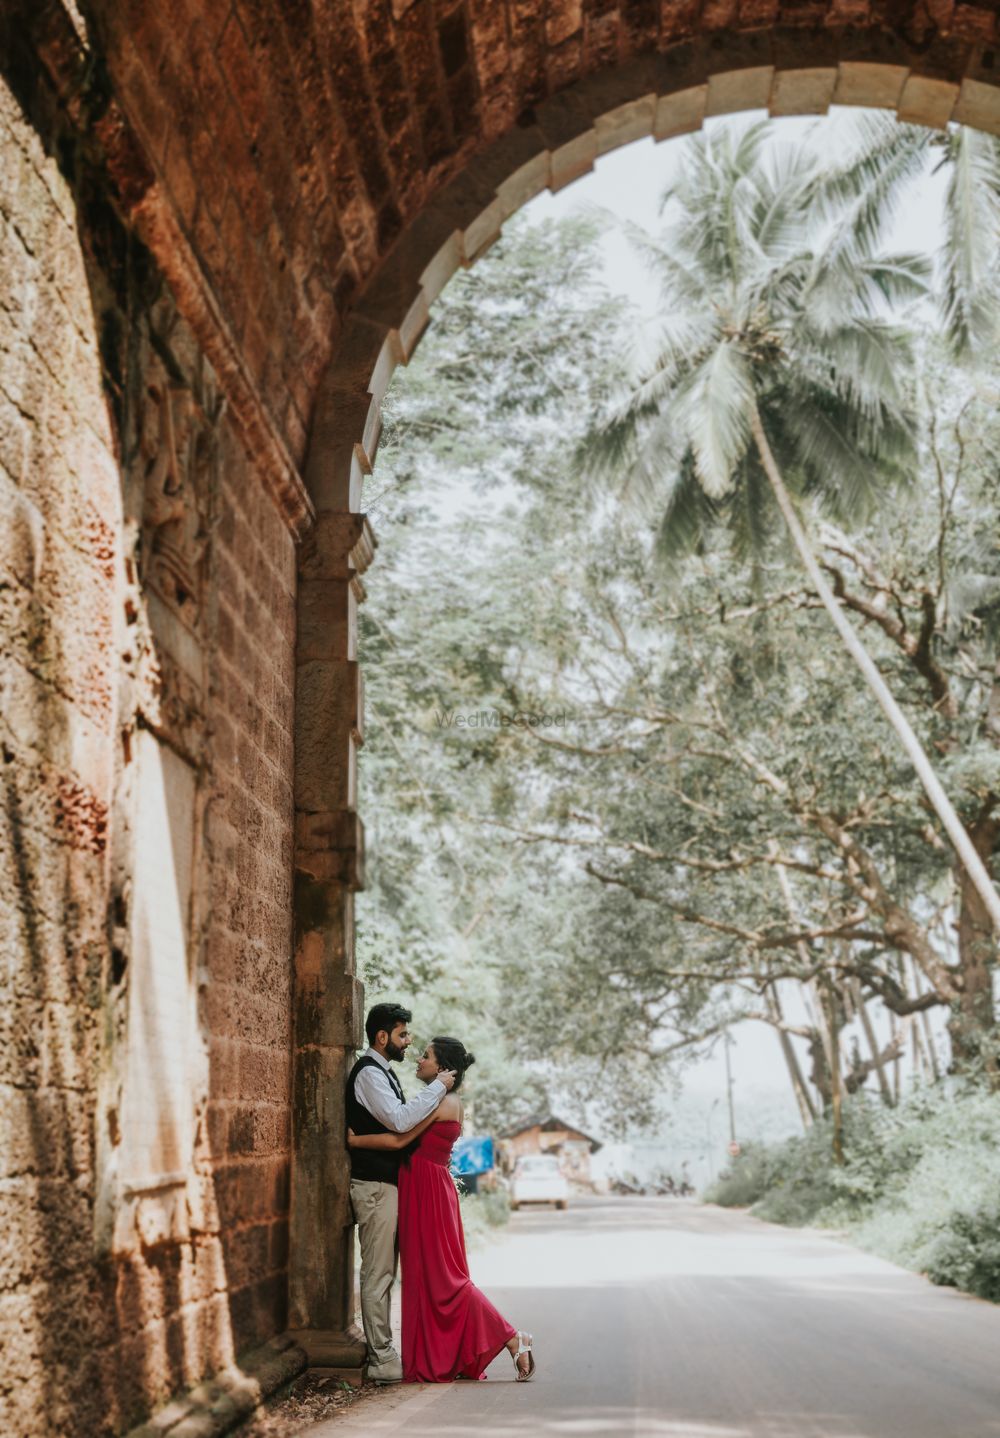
350 1178 401 1381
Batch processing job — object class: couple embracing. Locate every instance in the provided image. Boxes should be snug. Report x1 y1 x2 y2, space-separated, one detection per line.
346 1002 536 1385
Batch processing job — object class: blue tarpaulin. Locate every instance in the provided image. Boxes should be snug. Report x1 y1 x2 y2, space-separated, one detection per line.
450 1135 494 1176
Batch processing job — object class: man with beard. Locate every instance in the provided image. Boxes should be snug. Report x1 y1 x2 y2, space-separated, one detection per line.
346 1002 456 1384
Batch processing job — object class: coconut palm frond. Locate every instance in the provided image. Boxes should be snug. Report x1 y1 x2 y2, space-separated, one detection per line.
622 219 715 309
779 383 914 523
743 250 812 324
578 406 640 493
816 113 930 261
938 127 1000 356
582 117 926 572
797 318 916 417
853 253 933 311
730 118 773 178
622 411 688 519
661 122 773 286
804 242 930 333
730 450 779 592
684 342 754 499
756 141 822 253
652 457 720 569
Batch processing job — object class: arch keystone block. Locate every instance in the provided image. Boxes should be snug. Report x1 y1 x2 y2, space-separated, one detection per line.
497 151 552 216
769 68 838 115
550 131 599 191
897 75 960 128
833 61 909 109
360 397 382 469
953 77 1000 134
654 85 708 140
419 231 463 309
706 66 775 115
322 315 395 398
353 207 464 332
398 290 431 360
462 199 506 265
368 332 403 413
476 124 550 199
533 90 599 190
305 395 372 510
594 94 657 154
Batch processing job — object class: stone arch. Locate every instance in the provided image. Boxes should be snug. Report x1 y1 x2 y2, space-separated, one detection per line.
310 42 1000 514
287 34 1000 1366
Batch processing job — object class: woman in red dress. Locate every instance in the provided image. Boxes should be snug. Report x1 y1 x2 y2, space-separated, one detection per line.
348 1036 535 1384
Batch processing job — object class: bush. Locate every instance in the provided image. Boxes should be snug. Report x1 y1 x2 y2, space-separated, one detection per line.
923 1197 1000 1302
708 1080 1000 1305
459 1185 511 1247
704 1141 775 1207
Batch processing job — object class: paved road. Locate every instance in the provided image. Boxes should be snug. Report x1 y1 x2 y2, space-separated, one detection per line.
317 1196 1000 1438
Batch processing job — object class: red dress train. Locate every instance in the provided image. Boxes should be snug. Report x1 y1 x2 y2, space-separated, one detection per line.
398 1119 517 1382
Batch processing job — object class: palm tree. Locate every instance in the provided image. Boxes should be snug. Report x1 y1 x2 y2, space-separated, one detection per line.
586 120 1000 932
820 114 1000 359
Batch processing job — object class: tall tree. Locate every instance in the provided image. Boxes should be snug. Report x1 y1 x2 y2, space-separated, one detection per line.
585 122 1000 933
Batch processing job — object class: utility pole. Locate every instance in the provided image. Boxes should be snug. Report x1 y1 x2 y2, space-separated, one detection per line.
705 1098 720 1183
724 1030 737 1144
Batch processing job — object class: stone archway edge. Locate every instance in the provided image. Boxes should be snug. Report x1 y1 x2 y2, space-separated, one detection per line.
306 40 1000 511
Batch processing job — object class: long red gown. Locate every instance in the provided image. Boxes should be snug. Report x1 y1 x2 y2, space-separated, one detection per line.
398 1119 517 1382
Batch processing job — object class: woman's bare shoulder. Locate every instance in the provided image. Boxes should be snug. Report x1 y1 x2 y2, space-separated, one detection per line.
436 1093 461 1121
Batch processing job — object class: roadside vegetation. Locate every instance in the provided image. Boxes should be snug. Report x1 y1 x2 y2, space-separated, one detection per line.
707 1082 1000 1301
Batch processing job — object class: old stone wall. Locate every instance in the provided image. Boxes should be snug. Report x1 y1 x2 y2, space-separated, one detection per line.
1 45 296 1438
1 56 119 1437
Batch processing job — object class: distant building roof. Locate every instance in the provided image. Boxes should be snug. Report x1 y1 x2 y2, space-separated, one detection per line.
498 1113 602 1152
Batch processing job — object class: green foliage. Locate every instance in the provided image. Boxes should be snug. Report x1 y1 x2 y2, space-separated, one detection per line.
360 120 1000 1136
702 1141 776 1208
922 1199 1000 1302
459 1187 512 1249
708 1083 1000 1302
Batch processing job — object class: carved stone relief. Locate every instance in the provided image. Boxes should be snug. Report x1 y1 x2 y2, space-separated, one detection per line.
141 381 207 625
133 352 224 761
96 313 224 1257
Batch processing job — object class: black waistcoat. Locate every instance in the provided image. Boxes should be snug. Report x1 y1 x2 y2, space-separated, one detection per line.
346 1054 403 1185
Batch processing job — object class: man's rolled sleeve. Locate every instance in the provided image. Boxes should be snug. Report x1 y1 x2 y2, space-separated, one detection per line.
353 1067 446 1132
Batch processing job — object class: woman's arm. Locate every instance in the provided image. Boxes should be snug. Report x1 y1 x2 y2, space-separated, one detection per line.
347 1109 438 1151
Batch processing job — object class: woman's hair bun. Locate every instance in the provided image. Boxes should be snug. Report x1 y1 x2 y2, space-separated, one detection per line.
430 1036 475 1090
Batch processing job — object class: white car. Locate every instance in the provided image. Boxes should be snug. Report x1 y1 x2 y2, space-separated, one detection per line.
510 1154 569 1211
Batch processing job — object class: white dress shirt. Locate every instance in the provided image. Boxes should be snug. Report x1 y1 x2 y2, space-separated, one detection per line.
353 1047 446 1133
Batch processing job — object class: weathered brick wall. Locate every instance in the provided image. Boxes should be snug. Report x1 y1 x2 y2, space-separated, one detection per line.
1 51 296 1438
201 421 297 1358
1 61 121 1437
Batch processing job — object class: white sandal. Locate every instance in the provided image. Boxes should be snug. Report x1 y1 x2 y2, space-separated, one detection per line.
512 1331 535 1382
